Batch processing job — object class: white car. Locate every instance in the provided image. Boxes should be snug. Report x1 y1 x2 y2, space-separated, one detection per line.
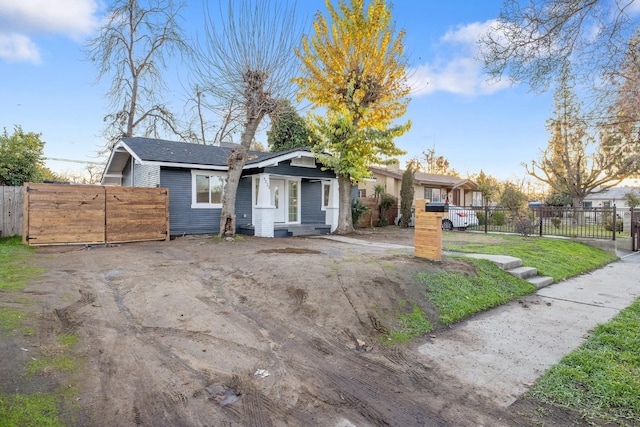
442 205 479 230
395 205 479 231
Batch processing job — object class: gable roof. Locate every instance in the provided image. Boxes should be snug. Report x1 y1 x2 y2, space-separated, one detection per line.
101 137 317 185
123 137 238 166
584 187 638 201
368 165 476 189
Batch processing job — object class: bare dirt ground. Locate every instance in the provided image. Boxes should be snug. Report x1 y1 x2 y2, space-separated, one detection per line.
2 228 581 426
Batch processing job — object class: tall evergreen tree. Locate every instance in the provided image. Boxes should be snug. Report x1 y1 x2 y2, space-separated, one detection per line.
267 100 316 152
399 165 414 227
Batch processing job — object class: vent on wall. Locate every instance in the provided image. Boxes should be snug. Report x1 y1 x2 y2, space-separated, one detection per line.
290 157 316 168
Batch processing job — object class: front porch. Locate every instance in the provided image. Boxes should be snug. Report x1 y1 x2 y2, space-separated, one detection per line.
238 223 332 237
250 171 339 238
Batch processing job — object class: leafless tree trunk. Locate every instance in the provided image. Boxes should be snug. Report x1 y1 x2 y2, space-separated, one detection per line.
192 0 302 236
85 0 190 152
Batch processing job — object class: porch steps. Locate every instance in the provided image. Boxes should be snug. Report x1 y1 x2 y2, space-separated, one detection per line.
287 224 331 237
238 224 331 237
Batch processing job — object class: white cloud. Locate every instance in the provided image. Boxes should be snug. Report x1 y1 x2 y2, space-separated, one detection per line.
409 20 511 97
0 33 41 63
0 0 99 63
0 0 99 36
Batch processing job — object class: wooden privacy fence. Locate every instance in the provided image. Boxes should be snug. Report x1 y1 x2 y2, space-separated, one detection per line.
23 183 169 246
1 186 23 237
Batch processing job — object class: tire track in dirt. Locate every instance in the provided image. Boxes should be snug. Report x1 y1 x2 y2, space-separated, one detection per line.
53 288 96 333
93 258 307 427
203 264 450 425
142 326 270 361
69 255 221 426
29 237 520 426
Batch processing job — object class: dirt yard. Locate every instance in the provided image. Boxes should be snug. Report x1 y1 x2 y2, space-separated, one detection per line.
3 228 571 426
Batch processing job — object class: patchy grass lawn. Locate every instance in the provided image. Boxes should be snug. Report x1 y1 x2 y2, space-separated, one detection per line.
0 236 40 292
1 237 71 426
1 230 629 425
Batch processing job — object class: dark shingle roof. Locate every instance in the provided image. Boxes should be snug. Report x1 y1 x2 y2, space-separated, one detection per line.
122 137 306 167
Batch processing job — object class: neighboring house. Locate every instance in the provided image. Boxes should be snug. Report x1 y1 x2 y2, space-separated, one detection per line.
359 164 481 207
102 137 340 237
583 187 639 209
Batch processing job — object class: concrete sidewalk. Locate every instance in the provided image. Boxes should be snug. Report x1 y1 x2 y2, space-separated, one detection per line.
417 252 640 407
320 234 640 406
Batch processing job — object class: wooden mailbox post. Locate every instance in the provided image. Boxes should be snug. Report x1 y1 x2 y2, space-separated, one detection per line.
414 199 445 261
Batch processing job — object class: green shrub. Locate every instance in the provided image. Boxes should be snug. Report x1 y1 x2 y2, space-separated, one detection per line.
477 211 486 225
377 193 396 227
603 219 623 233
551 217 561 228
352 199 369 226
491 210 505 226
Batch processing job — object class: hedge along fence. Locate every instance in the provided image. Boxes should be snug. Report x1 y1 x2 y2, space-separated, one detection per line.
22 183 169 246
1 186 23 237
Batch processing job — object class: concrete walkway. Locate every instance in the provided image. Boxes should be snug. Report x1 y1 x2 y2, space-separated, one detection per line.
319 234 640 407
418 252 640 406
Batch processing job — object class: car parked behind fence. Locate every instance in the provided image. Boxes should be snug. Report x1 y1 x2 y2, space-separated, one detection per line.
395 204 479 231
442 205 479 230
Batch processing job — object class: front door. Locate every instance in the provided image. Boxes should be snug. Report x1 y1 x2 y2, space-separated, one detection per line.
270 179 286 223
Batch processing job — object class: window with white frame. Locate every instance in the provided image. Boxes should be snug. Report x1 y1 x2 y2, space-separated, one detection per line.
423 187 441 202
192 171 225 208
323 183 331 208
288 181 299 222
472 191 483 206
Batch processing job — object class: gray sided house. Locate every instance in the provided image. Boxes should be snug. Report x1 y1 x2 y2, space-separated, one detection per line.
102 137 340 237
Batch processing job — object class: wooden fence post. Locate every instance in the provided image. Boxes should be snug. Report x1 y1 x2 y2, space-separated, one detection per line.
0 186 23 237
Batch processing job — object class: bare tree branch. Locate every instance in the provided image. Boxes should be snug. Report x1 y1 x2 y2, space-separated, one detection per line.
191 0 303 236
86 0 191 152
480 0 638 92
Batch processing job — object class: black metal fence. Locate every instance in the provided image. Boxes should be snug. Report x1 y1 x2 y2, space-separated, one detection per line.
465 205 636 241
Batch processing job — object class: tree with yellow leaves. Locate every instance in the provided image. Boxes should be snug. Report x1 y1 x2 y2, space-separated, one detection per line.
295 0 411 233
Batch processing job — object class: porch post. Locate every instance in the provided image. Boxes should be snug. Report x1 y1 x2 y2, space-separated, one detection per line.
325 178 339 232
254 173 275 238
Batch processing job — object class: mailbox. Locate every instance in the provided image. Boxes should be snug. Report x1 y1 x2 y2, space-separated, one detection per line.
425 202 449 213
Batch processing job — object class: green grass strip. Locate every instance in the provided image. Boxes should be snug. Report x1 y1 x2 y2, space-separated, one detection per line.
443 235 617 281
418 258 536 324
528 298 640 423
0 236 40 292
0 393 65 427
387 305 433 343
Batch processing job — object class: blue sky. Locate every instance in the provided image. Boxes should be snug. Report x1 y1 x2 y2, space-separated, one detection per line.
0 0 557 181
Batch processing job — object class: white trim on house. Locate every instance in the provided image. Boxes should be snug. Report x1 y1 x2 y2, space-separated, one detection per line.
190 170 226 209
244 151 318 170
101 142 319 185
321 181 331 211
250 174 302 225
139 160 228 171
